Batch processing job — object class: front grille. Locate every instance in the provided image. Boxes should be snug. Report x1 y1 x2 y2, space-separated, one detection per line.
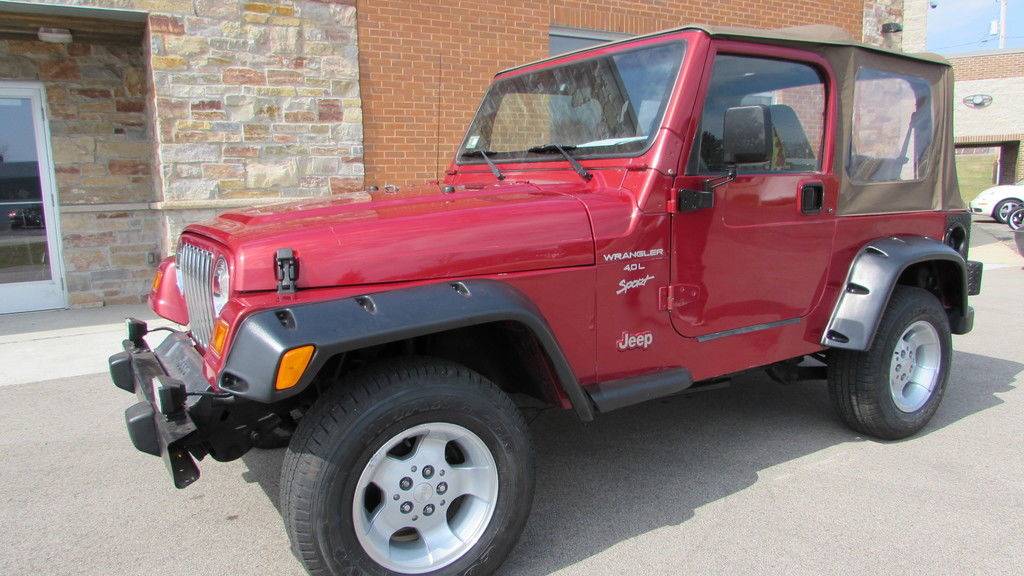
177 242 216 348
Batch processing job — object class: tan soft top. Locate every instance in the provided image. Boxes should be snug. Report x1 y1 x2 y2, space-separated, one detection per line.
498 24 949 76
496 23 961 215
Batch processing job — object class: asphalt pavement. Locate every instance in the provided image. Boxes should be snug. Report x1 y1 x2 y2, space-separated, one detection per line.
1 218 1021 576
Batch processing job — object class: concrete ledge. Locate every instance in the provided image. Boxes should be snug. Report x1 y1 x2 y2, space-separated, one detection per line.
151 198 297 211
60 202 154 213
58 197 309 214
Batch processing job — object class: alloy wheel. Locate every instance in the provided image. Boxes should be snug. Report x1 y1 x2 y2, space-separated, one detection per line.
889 320 942 413
352 422 499 574
1008 207 1024 231
998 200 1021 222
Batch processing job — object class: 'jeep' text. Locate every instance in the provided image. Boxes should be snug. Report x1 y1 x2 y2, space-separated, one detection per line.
617 331 654 350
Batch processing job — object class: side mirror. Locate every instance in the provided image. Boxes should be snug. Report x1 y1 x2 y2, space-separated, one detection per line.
723 105 773 165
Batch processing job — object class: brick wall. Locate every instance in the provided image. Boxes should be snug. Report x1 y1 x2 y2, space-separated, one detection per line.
896 0 1023 182
357 0 864 187
948 50 1024 82
0 37 161 306
953 75 1024 182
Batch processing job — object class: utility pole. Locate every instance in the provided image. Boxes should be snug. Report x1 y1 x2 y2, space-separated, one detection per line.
998 0 1007 49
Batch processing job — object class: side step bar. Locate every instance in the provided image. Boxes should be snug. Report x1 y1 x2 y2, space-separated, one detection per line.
587 368 693 413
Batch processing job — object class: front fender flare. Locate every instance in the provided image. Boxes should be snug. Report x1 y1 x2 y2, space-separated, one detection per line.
220 280 595 421
822 236 968 351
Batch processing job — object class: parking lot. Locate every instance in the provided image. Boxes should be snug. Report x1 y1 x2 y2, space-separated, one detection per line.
1 219 1021 576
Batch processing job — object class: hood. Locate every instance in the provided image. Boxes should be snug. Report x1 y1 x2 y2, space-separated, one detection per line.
185 182 595 292
978 184 1023 198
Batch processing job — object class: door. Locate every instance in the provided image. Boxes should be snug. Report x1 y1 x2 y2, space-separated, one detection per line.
0 83 66 313
670 46 837 339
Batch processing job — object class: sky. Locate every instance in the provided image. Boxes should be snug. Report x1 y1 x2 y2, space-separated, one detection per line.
927 0 1024 54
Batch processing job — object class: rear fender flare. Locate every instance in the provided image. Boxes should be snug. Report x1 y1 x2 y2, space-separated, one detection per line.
220 280 595 421
822 236 968 351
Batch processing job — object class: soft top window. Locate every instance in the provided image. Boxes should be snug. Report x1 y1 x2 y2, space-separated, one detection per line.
688 54 826 175
457 41 685 163
848 68 934 183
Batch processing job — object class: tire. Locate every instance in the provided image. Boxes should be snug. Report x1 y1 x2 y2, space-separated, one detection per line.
280 357 534 576
1008 207 1024 231
993 198 1022 223
828 286 952 440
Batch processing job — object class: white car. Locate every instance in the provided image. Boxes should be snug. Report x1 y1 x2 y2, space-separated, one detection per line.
970 180 1024 223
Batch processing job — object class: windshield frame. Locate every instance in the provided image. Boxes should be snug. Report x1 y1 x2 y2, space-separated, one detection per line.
455 38 688 166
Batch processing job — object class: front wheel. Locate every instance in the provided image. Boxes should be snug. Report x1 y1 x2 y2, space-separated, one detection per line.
281 358 534 576
1008 207 1024 231
993 198 1022 223
828 286 952 440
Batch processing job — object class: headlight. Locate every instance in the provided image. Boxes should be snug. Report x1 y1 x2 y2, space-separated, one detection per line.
212 256 230 316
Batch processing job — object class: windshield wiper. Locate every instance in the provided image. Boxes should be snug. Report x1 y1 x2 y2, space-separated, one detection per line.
460 149 504 181
527 144 592 181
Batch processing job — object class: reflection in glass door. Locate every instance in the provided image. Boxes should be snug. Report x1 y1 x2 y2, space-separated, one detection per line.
0 83 66 313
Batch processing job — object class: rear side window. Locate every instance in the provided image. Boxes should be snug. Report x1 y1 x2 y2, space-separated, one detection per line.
689 54 826 174
849 68 933 182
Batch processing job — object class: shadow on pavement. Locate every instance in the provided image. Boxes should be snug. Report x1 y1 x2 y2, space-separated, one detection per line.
237 350 1019 575
0 303 162 339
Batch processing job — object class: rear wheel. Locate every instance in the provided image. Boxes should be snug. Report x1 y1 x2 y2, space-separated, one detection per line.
993 198 1021 223
1008 207 1024 231
828 286 951 440
280 357 534 576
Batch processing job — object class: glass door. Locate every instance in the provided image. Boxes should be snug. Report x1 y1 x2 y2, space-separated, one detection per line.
0 83 66 313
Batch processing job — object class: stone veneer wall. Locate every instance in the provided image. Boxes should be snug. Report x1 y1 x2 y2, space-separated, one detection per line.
862 0 904 48
146 0 364 253
0 37 161 306
2 0 364 307
900 0 927 53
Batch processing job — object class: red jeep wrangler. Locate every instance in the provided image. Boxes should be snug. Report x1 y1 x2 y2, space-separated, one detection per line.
111 24 982 576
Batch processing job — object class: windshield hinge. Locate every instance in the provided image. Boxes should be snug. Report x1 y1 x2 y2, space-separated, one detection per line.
676 165 736 213
676 188 714 213
275 248 298 294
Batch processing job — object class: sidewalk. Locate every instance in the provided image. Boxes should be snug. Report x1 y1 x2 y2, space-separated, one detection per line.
0 305 178 387
969 217 1023 271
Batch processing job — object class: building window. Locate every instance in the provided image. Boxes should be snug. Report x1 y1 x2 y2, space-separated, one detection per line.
849 68 934 182
549 27 632 56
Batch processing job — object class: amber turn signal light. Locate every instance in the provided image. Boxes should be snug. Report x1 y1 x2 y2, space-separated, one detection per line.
151 268 164 292
275 345 315 390
210 319 229 356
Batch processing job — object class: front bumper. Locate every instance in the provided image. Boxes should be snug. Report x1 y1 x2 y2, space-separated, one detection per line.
110 322 292 488
969 199 994 215
109 329 207 488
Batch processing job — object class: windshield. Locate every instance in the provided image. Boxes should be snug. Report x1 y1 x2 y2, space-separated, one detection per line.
458 41 685 163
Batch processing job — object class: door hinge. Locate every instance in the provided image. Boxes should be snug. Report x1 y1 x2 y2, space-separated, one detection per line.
658 284 699 311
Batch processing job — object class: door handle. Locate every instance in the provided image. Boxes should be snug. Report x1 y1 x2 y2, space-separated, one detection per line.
800 183 824 214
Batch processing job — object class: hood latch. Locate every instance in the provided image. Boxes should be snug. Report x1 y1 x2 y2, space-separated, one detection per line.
275 248 298 294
